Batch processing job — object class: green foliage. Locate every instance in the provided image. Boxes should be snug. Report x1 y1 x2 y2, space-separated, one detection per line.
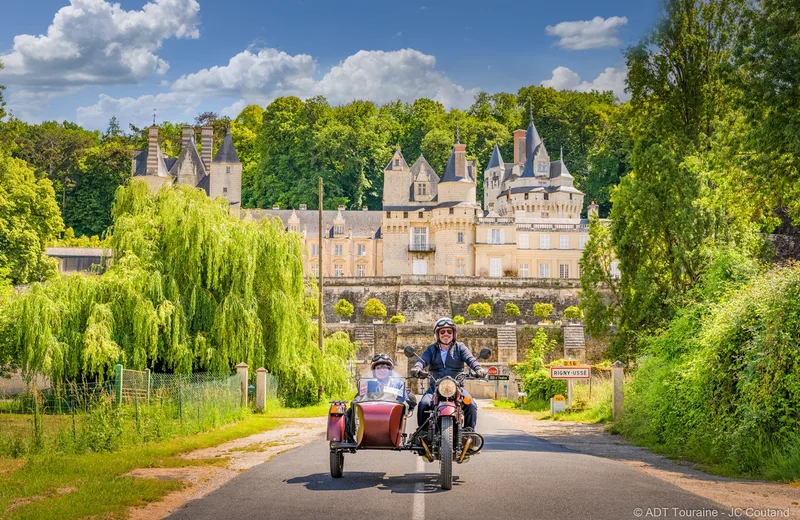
563 306 583 320
53 228 110 248
579 215 621 335
513 329 564 401
333 298 354 319
504 302 520 317
532 303 553 319
452 315 465 325
363 298 387 318
0 182 354 405
619 256 800 479
0 153 63 284
387 313 405 324
0 59 5 122
466 302 491 319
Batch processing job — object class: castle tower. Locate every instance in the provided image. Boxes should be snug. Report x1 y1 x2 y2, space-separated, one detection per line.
483 144 505 210
209 128 242 205
382 149 411 207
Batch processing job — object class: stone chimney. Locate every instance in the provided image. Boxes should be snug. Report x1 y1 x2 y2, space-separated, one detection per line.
147 126 159 175
454 142 467 179
588 200 599 218
181 125 194 152
513 129 526 164
201 126 213 171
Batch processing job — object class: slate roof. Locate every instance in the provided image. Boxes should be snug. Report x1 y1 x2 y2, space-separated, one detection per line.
196 174 210 195
169 138 207 178
487 144 504 169
550 160 573 179
499 185 582 197
520 120 543 178
409 155 439 202
441 152 476 183
213 130 239 163
384 150 410 171
248 209 383 239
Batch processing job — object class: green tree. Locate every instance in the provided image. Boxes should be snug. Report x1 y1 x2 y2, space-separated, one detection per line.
333 298 354 320
0 153 63 284
578 215 622 335
0 59 6 122
363 298 387 319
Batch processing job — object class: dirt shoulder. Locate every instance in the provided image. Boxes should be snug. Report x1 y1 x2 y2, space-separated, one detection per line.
483 404 800 519
126 416 326 520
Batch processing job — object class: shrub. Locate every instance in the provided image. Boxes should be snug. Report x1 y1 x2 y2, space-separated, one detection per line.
387 313 405 324
363 298 387 318
467 302 492 319
504 302 521 317
333 299 354 319
503 268 518 278
533 302 554 319
465 320 475 325
564 306 583 320
512 328 564 400
453 315 465 324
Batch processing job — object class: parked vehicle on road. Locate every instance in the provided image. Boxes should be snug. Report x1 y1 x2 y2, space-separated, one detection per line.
326 346 491 490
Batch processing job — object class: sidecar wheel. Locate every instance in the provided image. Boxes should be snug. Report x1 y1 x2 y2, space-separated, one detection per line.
330 450 344 478
439 416 453 490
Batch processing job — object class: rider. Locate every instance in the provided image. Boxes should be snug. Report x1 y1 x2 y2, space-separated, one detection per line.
410 317 487 431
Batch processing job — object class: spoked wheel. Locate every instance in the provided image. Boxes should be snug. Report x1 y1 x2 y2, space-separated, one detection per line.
439 416 453 490
330 449 344 478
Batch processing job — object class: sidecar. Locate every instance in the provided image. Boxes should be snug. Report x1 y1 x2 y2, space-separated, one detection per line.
327 373 412 477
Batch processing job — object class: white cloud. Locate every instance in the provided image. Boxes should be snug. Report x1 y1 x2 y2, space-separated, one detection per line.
545 16 627 50
77 47 479 129
0 0 200 89
541 65 629 101
318 49 478 107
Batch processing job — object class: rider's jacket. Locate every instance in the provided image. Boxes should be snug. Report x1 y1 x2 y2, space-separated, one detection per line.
414 341 481 380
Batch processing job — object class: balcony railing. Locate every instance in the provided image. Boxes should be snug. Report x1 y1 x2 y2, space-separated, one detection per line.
516 223 589 232
408 243 436 252
476 217 516 225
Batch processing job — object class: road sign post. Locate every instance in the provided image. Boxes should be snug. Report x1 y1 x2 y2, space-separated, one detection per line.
550 362 591 408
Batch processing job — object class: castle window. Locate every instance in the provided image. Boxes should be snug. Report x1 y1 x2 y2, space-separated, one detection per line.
569 194 573 200
357 244 366 256
559 264 570 279
418 212 423 219
560 235 569 249
357 264 366 277
455 258 466 276
490 229 502 244
417 183 427 195
335 225 344 235
334 244 343 256
580 235 589 250
386 211 391 218
519 264 529 278
539 263 550 278
449 208 454 215
544 194 549 200
403 212 408 218
457 232 464 243
223 187 228 195
310 244 318 257
540 234 550 250
289 225 297 232
226 166 231 174
394 159 400 167
311 264 319 277
524 193 529 200
519 234 529 249
490 258 502 278
334 264 344 277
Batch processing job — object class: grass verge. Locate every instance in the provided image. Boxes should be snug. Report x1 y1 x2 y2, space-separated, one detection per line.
491 397 612 424
0 404 323 520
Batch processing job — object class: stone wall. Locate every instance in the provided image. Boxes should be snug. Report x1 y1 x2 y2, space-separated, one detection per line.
323 276 581 324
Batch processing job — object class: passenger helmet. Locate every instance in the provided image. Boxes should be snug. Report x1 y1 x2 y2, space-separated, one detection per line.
371 353 394 370
433 317 457 342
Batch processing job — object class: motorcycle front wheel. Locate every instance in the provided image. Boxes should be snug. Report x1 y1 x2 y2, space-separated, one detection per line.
330 449 344 478
439 415 453 490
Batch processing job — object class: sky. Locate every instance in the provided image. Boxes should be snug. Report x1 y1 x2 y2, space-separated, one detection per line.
0 0 661 131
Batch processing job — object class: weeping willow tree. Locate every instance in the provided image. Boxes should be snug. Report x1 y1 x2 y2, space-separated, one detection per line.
0 181 355 405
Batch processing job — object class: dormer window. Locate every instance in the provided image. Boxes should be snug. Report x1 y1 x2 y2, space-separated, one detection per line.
417 183 427 195
524 193 529 200
394 159 400 167
334 225 344 235
537 162 548 173
544 194 549 201
226 166 231 174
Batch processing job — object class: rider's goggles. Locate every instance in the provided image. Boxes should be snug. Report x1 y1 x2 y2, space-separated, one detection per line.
438 329 454 335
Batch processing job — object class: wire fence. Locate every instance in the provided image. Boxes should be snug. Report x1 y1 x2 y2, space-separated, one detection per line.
0 365 278 458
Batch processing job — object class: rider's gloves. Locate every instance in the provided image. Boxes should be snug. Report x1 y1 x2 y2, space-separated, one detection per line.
475 367 488 378
410 366 428 378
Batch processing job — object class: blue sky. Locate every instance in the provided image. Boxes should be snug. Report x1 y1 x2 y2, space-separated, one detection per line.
0 0 660 130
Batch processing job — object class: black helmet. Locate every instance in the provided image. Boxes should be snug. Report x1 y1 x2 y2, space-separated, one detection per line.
434 317 457 342
371 353 394 370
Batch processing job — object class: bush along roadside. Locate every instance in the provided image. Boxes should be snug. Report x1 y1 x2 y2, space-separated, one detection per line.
618 253 800 481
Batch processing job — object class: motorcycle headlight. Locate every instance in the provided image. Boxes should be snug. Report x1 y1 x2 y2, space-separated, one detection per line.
438 378 457 398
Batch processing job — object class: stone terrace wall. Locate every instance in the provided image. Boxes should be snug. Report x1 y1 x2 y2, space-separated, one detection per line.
323 276 581 325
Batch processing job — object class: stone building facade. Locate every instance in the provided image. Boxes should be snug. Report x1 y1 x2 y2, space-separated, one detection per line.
255 116 604 280
131 125 242 205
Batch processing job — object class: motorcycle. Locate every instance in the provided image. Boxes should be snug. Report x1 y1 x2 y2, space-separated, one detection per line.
326 346 491 490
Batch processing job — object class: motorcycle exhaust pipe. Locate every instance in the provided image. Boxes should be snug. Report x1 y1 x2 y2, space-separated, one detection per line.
420 438 434 462
458 438 473 463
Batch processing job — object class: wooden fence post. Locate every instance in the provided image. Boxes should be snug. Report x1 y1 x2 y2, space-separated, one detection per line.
612 360 625 420
236 363 249 408
256 368 267 412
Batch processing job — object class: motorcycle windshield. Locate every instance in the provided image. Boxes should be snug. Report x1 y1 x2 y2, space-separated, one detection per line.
353 373 407 404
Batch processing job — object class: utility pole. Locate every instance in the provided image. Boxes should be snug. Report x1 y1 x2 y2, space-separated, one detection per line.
318 177 324 399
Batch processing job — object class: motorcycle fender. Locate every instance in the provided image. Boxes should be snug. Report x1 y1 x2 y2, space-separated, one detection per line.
438 402 457 417
327 414 346 442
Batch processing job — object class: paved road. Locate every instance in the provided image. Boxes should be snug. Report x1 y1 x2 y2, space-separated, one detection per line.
168 403 739 520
